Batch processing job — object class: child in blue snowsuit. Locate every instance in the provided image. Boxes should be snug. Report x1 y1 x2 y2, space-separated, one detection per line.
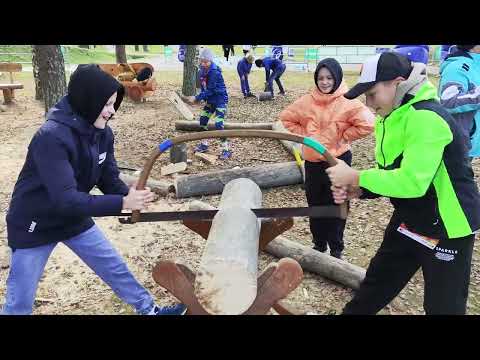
255 56 286 97
237 52 255 98
183 48 231 160
439 45 480 159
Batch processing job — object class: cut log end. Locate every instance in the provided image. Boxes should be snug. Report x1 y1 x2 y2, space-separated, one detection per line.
195 262 257 315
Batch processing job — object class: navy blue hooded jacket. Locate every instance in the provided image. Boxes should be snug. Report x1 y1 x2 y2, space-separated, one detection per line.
237 57 252 77
262 56 284 82
195 62 228 107
6 64 129 249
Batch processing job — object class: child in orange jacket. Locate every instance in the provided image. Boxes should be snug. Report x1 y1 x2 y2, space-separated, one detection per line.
280 58 374 259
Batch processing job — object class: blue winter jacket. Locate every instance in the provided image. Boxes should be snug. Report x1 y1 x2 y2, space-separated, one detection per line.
439 50 480 157
237 57 252 76
262 56 284 82
6 66 129 249
195 62 228 107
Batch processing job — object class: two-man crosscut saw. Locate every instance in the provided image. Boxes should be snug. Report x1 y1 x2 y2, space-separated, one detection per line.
117 130 348 224
115 205 345 224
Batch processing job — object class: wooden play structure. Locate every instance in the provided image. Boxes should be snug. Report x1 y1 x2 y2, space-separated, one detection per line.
97 62 157 103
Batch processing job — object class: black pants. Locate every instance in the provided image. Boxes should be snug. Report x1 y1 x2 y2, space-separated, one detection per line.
222 46 234 61
304 151 352 253
343 213 475 315
243 49 249 56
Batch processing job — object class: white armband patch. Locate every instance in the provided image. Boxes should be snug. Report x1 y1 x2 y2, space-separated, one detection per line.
441 85 460 101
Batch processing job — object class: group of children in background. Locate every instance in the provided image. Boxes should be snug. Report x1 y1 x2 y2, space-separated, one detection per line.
181 46 288 160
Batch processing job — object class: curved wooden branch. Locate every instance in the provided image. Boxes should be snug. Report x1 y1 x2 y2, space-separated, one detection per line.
132 130 345 223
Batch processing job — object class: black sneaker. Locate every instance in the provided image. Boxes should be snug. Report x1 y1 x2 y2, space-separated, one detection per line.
313 245 327 253
330 251 342 260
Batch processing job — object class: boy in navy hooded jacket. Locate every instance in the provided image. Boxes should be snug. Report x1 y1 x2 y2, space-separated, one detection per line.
1 64 186 315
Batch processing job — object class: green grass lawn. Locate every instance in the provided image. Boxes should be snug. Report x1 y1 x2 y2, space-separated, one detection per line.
0 45 159 64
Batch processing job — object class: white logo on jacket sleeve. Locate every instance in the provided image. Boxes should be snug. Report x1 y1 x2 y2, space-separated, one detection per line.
28 221 37 233
99 152 107 164
440 85 460 100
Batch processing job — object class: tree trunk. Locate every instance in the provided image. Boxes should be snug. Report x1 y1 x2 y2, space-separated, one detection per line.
143 45 149 52
31 47 43 101
134 45 139 52
175 120 273 131
182 45 198 96
194 178 261 315
32 45 67 114
175 161 302 198
265 237 366 290
115 45 127 63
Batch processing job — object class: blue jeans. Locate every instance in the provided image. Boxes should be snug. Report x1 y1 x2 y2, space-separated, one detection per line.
1 224 155 315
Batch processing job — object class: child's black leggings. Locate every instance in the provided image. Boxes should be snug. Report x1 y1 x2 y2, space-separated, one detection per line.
304 151 352 253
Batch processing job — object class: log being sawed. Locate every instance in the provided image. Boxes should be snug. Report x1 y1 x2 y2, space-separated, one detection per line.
188 199 366 290
188 199 306 315
175 120 273 131
175 161 303 198
194 178 261 315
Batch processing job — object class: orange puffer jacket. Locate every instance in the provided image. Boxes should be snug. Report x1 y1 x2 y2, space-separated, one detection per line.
280 81 374 162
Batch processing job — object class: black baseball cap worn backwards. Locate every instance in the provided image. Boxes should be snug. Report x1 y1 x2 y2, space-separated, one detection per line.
344 52 413 99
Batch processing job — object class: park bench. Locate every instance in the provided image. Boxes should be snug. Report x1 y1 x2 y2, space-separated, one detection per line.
0 63 24 104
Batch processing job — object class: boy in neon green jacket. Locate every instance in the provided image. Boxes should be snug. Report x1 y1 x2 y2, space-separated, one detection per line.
326 52 480 315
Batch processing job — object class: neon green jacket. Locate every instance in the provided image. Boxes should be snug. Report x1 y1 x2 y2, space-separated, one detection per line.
359 81 480 239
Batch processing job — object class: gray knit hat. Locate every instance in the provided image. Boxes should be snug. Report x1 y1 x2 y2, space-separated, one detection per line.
199 48 215 62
